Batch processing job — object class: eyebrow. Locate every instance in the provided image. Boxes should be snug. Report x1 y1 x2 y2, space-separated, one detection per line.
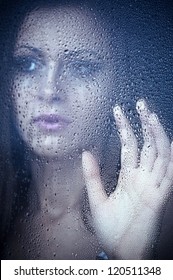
65 49 101 58
14 45 43 57
14 45 102 59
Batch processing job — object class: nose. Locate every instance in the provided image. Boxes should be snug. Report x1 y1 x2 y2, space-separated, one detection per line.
39 61 65 103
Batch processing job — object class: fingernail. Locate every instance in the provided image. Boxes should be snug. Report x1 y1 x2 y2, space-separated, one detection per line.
113 106 122 127
136 99 146 111
113 105 121 115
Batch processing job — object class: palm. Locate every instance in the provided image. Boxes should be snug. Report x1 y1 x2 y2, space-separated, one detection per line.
82 100 173 259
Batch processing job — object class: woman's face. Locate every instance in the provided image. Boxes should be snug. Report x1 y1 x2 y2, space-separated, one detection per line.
12 6 114 158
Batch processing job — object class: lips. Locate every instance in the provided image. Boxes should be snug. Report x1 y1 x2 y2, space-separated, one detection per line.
33 114 72 132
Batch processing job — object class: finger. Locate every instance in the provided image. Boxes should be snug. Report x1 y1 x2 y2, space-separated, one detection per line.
82 151 107 211
136 100 157 171
160 141 173 192
149 113 171 184
113 105 138 169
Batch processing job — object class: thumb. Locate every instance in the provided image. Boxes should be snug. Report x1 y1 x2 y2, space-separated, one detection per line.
82 151 107 211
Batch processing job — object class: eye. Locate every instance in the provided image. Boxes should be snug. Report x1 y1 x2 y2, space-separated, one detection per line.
13 56 42 73
68 60 102 78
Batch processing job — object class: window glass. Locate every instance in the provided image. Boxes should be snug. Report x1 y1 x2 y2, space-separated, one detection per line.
0 0 173 260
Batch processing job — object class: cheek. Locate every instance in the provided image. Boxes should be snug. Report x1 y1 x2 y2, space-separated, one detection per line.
12 84 35 138
71 78 111 116
12 72 41 99
70 83 110 142
12 75 38 111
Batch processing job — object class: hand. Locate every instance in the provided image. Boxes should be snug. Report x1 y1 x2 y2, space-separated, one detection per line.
82 100 173 259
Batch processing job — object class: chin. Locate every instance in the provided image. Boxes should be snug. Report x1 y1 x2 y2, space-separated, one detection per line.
21 130 99 160
27 140 83 160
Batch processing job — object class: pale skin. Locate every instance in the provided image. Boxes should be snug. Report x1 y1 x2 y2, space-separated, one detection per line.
6 6 173 260
9 99 173 259
82 100 173 259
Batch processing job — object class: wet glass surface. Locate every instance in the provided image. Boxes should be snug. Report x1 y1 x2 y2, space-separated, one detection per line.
0 0 173 260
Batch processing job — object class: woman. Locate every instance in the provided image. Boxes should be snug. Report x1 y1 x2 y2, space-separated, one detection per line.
1 0 173 259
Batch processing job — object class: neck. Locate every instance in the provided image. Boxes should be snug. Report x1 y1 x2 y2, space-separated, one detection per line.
30 153 85 217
